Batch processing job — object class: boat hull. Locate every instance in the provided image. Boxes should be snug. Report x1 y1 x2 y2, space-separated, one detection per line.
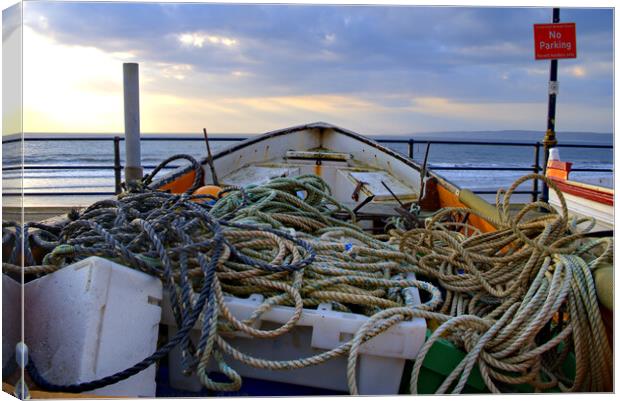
154 122 499 232
548 177 613 232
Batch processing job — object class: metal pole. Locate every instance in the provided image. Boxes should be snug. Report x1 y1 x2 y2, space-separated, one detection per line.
123 63 143 187
408 139 414 159
113 136 122 194
203 128 219 186
532 142 540 202
541 8 560 203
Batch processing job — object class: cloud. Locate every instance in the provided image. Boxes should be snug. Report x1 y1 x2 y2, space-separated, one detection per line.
2 2 21 42
569 66 586 77
230 94 376 114
157 63 193 81
454 42 529 59
18 3 614 133
178 32 208 48
231 70 251 77
409 97 541 122
3 3 23 135
177 32 238 48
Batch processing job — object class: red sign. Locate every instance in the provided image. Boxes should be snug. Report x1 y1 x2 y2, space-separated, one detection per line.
533 23 577 60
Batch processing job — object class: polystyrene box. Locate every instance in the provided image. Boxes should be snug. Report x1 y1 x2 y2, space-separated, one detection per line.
2 274 21 373
24 256 163 397
162 274 426 395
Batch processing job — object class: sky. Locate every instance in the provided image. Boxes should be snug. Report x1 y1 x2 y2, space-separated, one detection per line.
1 1 615 135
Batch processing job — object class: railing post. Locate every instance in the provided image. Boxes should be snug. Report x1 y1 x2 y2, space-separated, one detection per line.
408 139 414 159
541 8 561 205
532 142 540 202
123 63 143 188
114 136 122 194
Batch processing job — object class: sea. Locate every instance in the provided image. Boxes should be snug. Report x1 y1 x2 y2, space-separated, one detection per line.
2 130 613 208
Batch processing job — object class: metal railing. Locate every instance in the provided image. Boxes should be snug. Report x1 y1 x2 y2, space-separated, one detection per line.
2 136 612 202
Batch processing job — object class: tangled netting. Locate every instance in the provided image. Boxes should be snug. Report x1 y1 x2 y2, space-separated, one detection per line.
393 174 613 393
2 164 612 394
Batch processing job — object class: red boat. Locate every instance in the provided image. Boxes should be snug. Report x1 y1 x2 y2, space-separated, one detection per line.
546 149 614 233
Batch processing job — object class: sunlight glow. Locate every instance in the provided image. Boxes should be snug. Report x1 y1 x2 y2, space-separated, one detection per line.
570 66 586 77
23 26 125 132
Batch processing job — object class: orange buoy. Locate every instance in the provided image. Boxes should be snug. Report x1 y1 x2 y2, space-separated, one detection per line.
193 185 222 197
192 185 223 203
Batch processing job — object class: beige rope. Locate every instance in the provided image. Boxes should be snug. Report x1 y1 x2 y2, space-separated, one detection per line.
395 173 612 394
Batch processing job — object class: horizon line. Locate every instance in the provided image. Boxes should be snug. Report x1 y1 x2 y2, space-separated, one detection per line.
3 129 614 137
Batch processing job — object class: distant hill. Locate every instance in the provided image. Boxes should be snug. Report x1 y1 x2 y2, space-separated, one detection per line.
376 130 613 145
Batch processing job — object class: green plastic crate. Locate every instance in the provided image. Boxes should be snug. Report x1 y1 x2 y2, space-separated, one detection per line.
400 330 576 394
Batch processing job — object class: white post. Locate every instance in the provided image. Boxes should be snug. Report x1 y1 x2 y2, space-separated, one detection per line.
123 63 143 186
548 148 561 162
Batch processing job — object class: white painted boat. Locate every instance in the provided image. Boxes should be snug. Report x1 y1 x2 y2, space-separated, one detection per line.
154 121 500 231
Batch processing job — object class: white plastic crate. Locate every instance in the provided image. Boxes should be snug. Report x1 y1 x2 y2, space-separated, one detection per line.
23 256 163 397
162 274 426 395
2 274 20 373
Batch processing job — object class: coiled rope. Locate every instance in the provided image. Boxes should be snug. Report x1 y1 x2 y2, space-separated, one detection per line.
3 157 439 395
396 173 612 393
